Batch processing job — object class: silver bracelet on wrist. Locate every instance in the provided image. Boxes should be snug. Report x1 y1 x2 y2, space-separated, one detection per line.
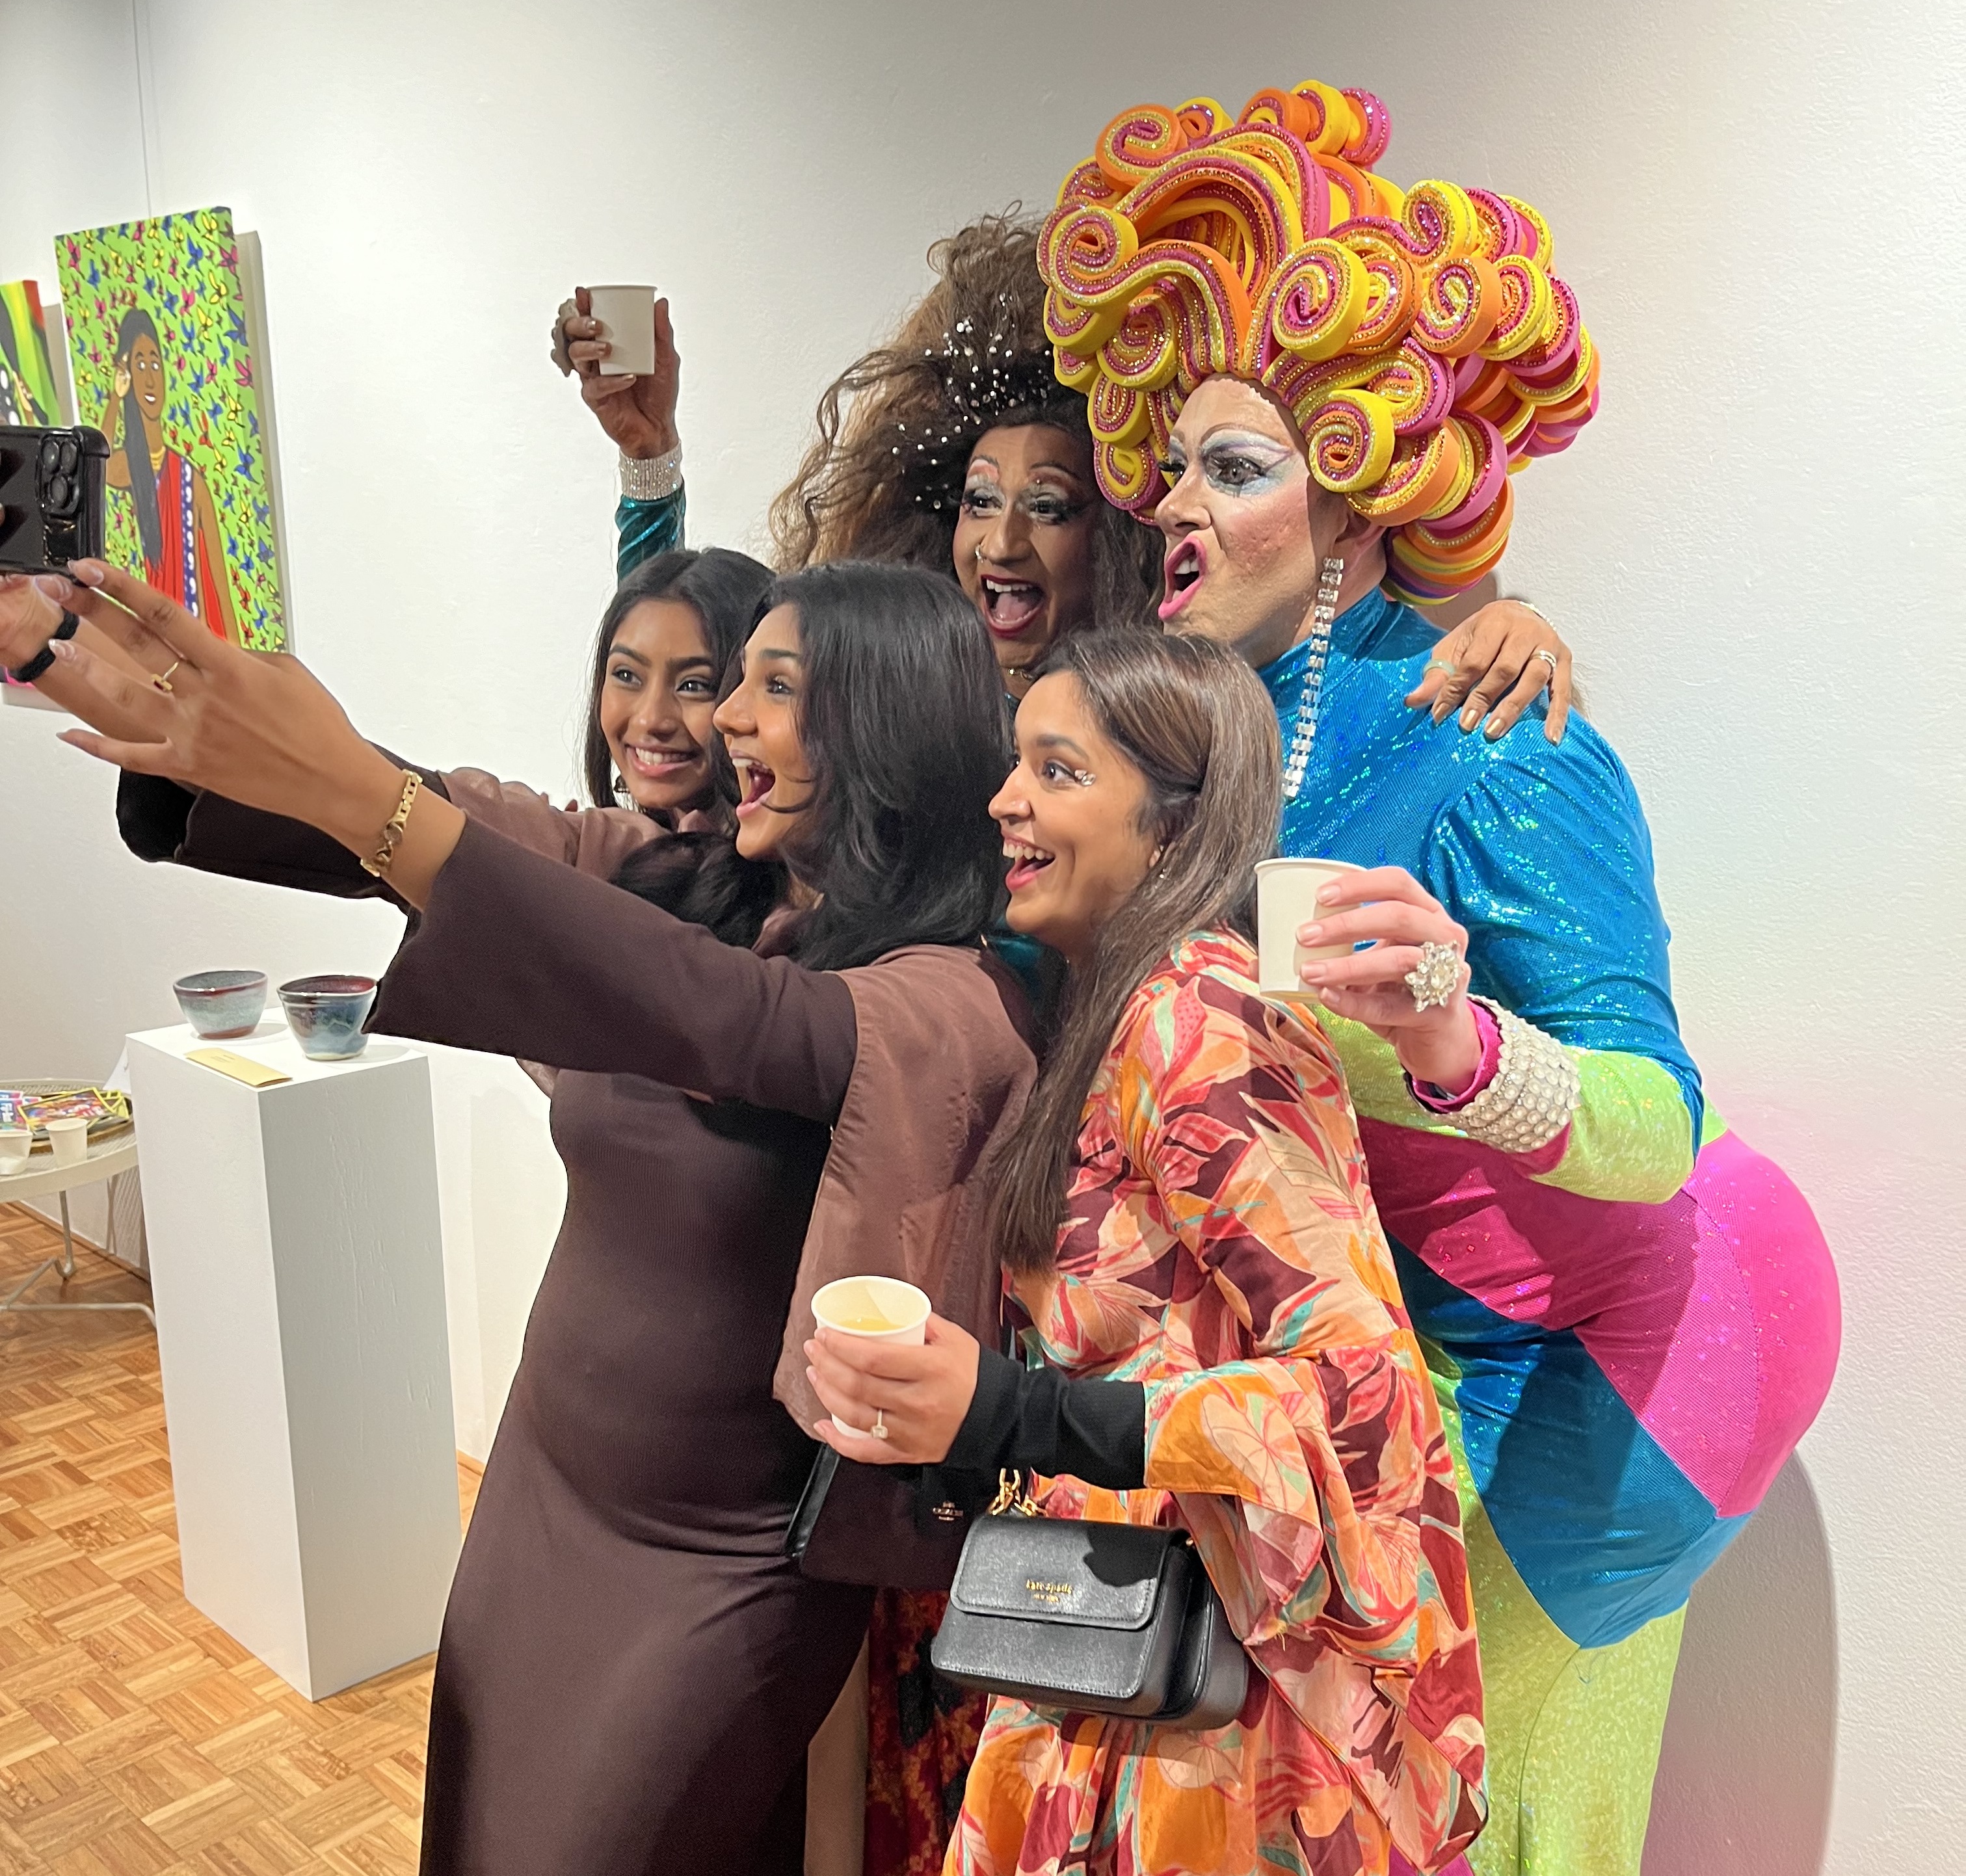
619 445 682 502
1431 996 1580 1154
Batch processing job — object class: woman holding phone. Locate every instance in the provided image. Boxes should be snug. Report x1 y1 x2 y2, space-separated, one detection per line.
0 557 1035 1876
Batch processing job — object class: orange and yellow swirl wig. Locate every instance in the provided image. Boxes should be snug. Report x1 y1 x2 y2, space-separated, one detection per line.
1037 82 1600 603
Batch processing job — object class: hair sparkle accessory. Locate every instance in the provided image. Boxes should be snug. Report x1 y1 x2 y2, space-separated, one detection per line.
897 297 1076 512
1037 82 1601 601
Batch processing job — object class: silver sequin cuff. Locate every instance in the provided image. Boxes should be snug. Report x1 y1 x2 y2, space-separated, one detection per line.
619 445 682 502
1434 997 1581 1155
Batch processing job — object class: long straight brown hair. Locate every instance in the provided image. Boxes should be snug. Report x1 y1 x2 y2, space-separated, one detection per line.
989 631 1284 1274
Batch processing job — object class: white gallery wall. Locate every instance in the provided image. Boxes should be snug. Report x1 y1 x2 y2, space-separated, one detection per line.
1 1 1960 1867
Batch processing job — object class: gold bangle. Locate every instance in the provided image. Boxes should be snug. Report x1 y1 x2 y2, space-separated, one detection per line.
359 771 422 879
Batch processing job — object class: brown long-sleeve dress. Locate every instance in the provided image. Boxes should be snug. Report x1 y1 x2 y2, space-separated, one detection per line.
117 774 1036 1876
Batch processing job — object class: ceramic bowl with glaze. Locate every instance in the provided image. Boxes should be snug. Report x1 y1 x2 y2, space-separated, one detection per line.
174 969 269 1040
278 975 379 1061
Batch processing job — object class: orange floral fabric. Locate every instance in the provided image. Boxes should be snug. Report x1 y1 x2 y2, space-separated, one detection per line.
946 933 1484 1876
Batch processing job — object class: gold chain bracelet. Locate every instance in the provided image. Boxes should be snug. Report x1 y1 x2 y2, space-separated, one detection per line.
359 771 422 879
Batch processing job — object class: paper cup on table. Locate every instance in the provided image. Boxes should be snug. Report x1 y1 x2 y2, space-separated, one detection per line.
0 1129 30 1175
1256 857 1366 999
44 1118 89 1168
587 284 656 377
811 1276 930 1440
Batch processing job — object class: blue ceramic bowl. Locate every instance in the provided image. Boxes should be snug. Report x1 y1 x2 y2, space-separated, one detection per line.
278 975 379 1061
174 969 269 1040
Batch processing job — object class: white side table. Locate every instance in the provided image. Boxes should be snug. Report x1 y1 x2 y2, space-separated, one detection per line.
126 1022 460 1700
0 1101 150 1327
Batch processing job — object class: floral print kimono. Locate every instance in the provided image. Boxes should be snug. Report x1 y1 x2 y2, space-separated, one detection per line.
948 932 1485 1876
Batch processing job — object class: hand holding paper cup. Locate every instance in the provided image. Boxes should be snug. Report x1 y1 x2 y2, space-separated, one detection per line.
810 1276 931 1442
586 284 657 377
1255 857 1364 999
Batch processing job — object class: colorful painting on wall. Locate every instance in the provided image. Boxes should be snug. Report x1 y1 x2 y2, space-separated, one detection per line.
55 207 287 650
0 282 60 428
1 284 64 693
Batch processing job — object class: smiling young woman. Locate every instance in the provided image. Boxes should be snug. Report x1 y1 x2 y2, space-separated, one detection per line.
581 548 770 820
0 556 1039 1876
806 631 1485 1876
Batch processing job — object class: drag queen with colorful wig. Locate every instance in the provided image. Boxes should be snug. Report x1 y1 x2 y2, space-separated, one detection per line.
996 79 1842 1876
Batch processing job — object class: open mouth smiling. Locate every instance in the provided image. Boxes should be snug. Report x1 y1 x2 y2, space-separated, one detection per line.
1160 539 1206 622
733 757 777 818
1002 836 1054 892
621 741 697 781
979 575 1046 639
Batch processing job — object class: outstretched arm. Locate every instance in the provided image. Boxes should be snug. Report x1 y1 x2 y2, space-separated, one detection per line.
43 559 855 1113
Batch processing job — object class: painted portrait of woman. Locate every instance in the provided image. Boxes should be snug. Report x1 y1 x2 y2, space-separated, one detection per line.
100 305 242 645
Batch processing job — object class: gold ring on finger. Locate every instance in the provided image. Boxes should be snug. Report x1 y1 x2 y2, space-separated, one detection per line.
1534 648 1558 674
871 1409 890 1440
152 659 181 694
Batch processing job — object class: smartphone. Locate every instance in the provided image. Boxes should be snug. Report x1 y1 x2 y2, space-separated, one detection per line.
0 425 109 576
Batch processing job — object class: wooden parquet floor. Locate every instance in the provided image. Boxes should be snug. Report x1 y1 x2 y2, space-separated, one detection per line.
0 1204 476 1876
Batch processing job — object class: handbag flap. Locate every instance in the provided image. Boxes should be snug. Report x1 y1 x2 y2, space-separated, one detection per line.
948 1514 1186 1630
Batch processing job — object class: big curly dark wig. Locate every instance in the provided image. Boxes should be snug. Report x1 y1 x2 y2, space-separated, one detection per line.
767 213 1160 633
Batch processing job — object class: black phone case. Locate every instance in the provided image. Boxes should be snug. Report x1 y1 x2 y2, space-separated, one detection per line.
0 425 109 575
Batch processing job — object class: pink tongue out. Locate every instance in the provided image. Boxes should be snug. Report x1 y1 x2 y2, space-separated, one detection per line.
987 585 1043 629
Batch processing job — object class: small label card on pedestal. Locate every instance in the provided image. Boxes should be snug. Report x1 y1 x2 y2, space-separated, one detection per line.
185 1049 291 1088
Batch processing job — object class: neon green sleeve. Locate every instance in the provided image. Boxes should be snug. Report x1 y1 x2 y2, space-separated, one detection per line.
1320 1013 1697 1204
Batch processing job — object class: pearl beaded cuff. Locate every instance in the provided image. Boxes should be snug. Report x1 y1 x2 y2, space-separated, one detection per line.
1429 997 1580 1154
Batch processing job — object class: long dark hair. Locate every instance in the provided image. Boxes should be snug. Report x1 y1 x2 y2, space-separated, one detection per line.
113 306 163 566
581 547 774 809
989 632 1284 1273
767 214 1161 632
615 561 1007 971
771 561 1009 971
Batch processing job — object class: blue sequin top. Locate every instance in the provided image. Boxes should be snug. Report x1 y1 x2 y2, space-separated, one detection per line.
1266 589 1703 1146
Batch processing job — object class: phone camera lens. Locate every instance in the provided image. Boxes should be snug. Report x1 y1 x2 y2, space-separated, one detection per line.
38 436 60 474
57 439 79 477
46 473 75 518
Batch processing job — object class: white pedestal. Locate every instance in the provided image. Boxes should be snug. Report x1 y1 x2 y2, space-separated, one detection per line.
126 1021 460 1700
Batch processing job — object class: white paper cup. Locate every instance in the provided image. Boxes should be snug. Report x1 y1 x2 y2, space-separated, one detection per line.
0 1129 30 1175
44 1118 89 1168
811 1275 931 1347
812 1276 930 1440
1256 857 1366 997
587 284 656 377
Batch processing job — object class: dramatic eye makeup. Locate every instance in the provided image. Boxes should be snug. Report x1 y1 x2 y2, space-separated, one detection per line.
1189 429 1297 497
961 471 1089 527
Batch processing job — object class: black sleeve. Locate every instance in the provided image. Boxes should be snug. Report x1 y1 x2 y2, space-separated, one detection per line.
943 1345 1146 1492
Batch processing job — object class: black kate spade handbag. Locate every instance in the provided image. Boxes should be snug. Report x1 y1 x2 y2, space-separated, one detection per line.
929 1483 1249 1731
